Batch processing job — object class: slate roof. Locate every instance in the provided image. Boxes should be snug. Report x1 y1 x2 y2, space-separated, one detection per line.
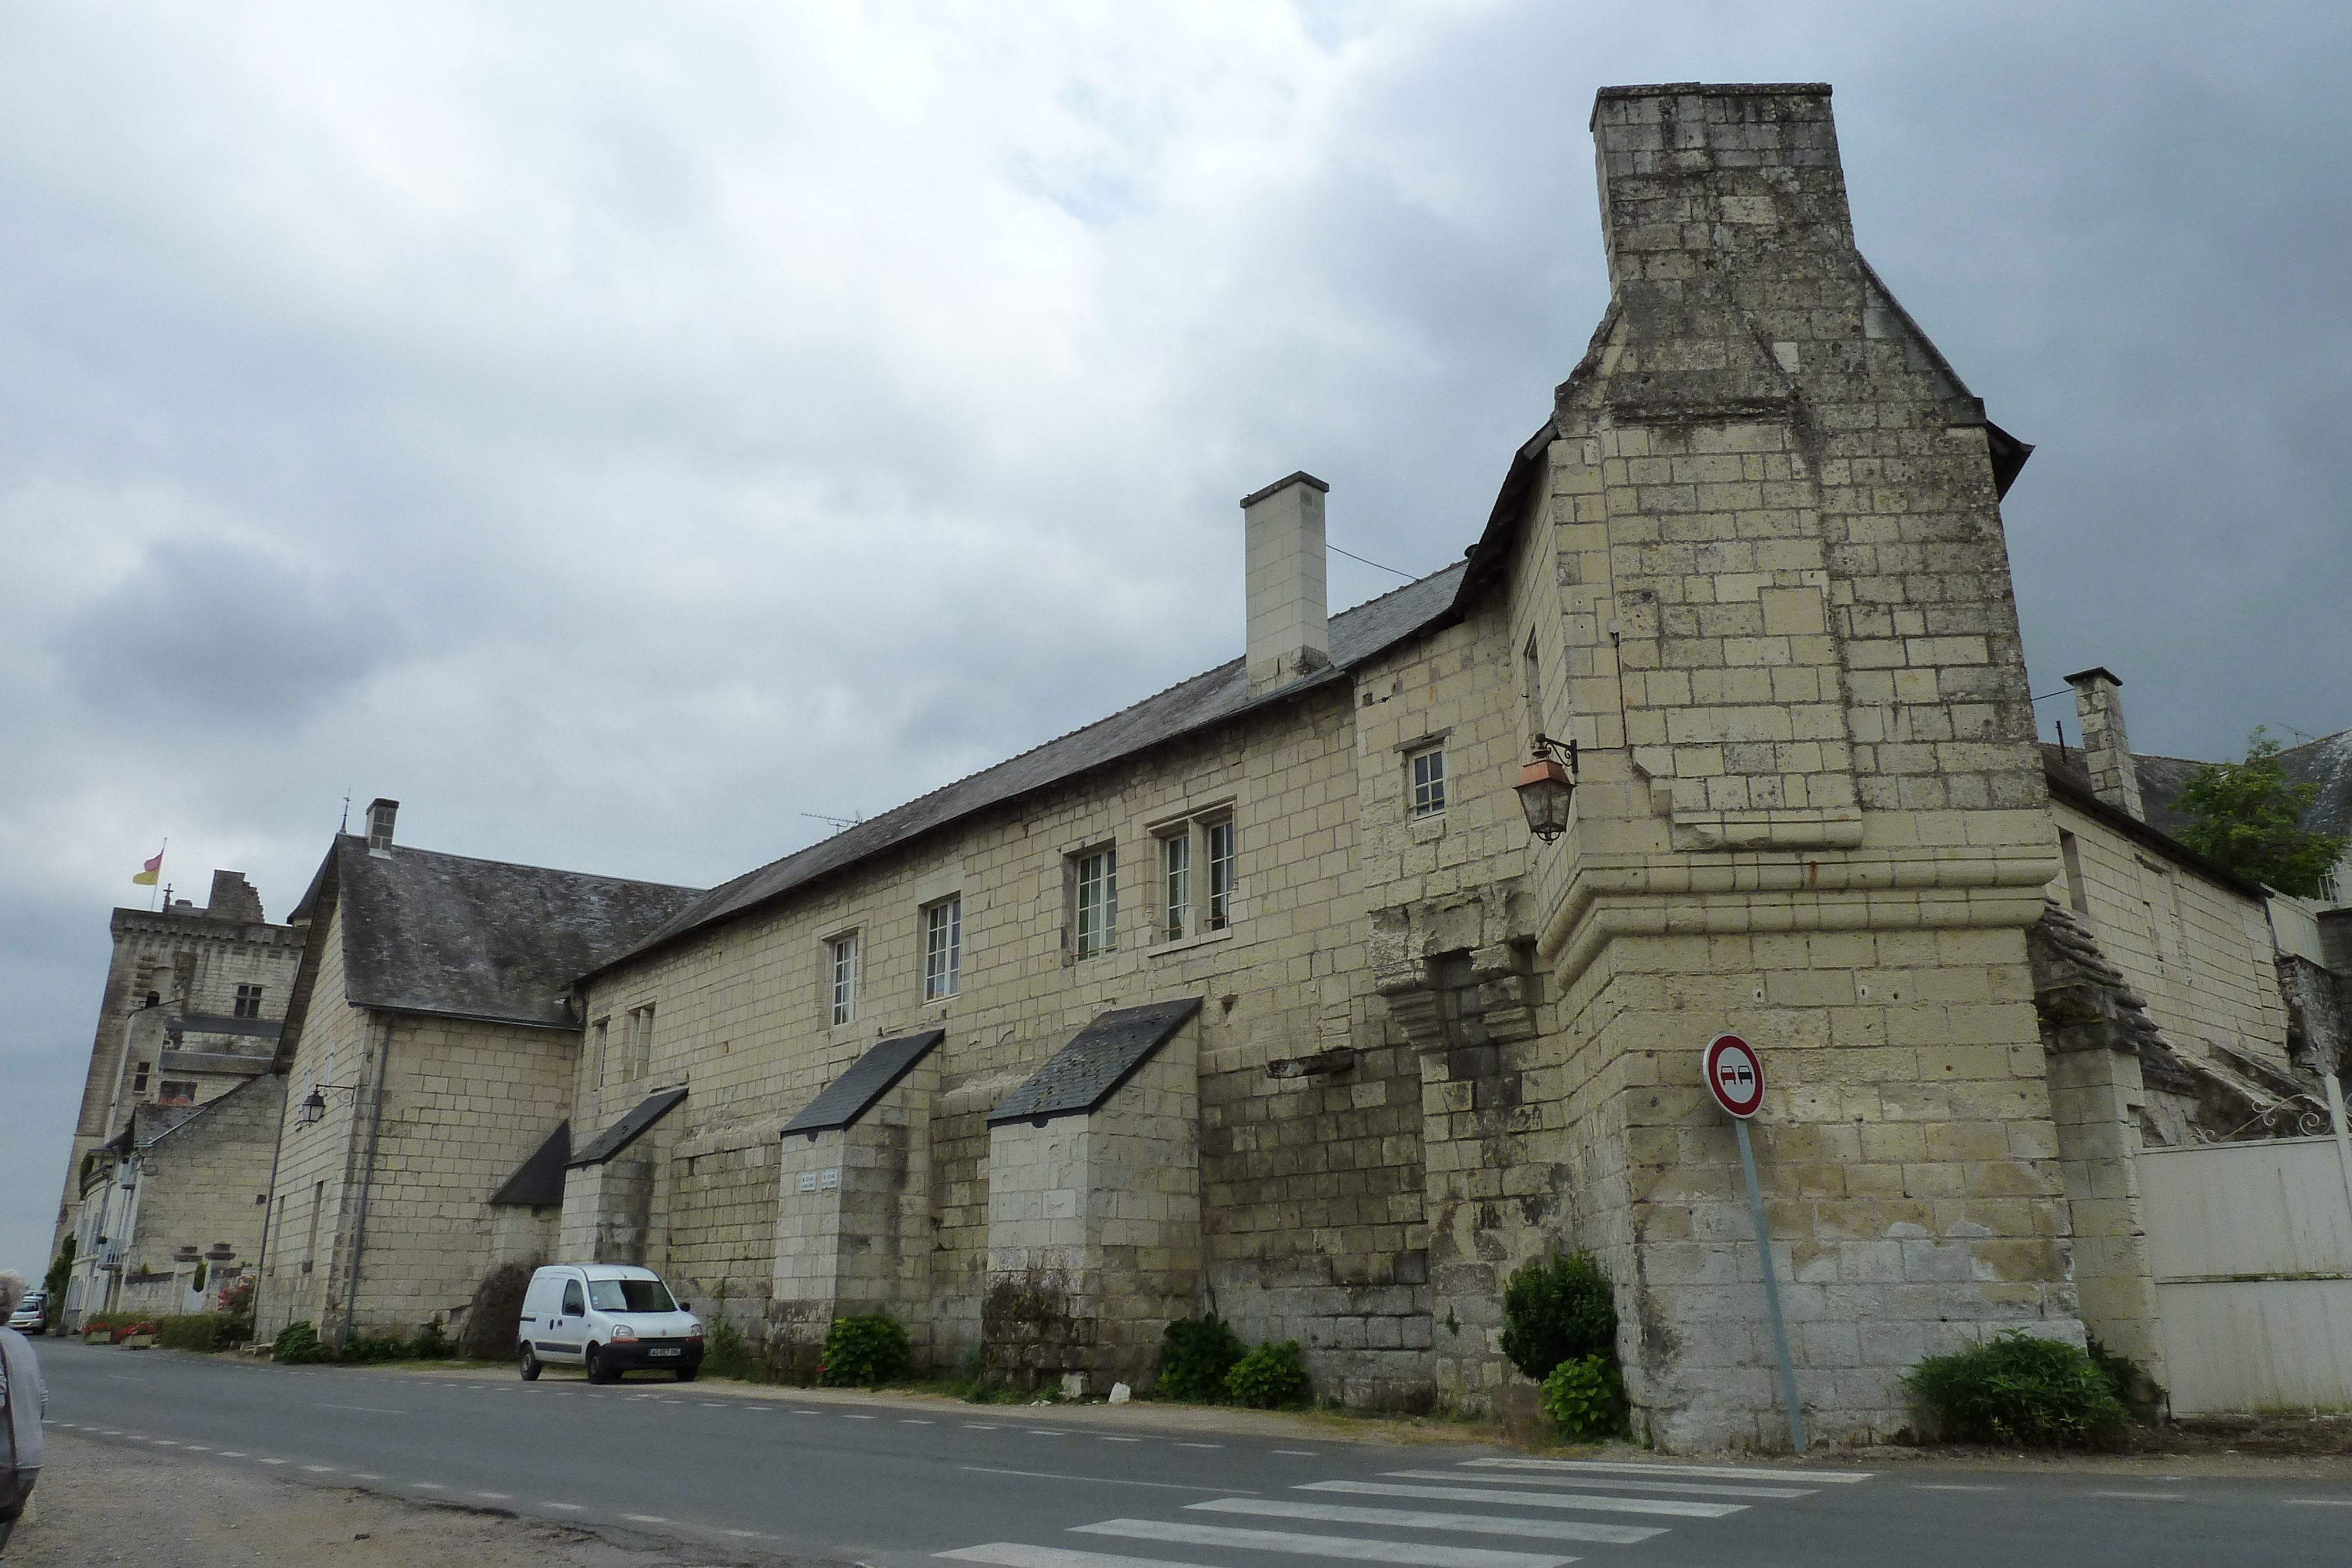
296 835 705 1029
781 1030 944 1137
987 998 1203 1125
596 564 1468 974
492 1121 571 1206
2046 728 2352 863
569 1088 688 1167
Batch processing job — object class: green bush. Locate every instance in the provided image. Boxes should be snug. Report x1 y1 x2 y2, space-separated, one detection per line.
1904 1330 2131 1447
818 1313 910 1388
1540 1354 1628 1440
156 1314 229 1353
342 1333 411 1363
1501 1251 1617 1382
273 1320 326 1365
1157 1315 1245 1402
703 1316 761 1380
44 1239 76 1307
412 1320 454 1360
1225 1341 1309 1409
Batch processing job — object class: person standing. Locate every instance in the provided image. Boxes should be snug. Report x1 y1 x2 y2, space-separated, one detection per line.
0 1271 44 1556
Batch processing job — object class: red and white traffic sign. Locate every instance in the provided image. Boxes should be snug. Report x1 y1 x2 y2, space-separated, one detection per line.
1703 1033 1765 1118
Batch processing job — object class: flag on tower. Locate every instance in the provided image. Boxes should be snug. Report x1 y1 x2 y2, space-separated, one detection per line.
133 847 164 886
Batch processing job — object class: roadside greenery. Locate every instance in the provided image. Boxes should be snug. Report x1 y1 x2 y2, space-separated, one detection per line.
1501 1251 1628 1439
818 1313 911 1387
1224 1340 1309 1409
2171 728 2346 897
1903 1330 2130 1447
273 1320 326 1364
1156 1315 1245 1401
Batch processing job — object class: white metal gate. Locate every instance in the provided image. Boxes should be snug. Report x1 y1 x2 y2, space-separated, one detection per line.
2137 1135 2352 1412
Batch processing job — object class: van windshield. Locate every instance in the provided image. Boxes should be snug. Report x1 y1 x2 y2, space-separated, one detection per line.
587 1279 676 1313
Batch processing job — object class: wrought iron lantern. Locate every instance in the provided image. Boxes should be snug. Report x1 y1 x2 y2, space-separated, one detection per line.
296 1082 360 1125
1514 734 1579 842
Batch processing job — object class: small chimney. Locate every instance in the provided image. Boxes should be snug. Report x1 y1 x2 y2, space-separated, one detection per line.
2064 668 2143 820
366 798 400 854
1241 472 1330 698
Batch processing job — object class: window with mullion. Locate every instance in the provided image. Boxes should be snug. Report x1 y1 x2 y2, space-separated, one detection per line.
1161 834 1191 941
1410 746 1447 816
829 934 859 1025
924 898 961 999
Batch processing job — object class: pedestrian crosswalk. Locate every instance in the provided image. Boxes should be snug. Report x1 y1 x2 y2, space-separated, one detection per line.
938 1455 1874 1568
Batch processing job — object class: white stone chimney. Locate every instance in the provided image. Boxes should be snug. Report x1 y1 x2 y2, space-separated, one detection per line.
366 797 400 855
2064 668 2143 820
1241 472 1329 697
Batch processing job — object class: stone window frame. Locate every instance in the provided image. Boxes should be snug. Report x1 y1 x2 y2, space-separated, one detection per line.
1402 735 1449 817
826 930 860 1025
1067 844 1119 960
922 896 961 1001
1150 803 1237 946
589 1016 610 1086
233 983 265 1019
626 1004 656 1081
132 1061 151 1093
157 1079 198 1106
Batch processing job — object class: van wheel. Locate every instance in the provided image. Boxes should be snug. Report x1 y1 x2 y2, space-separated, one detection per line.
518 1346 542 1382
584 1345 613 1385
676 1365 697 1383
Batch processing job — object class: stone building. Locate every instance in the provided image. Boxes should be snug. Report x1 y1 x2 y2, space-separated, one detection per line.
547 81 2100 1446
50 869 304 1327
252 801 701 1346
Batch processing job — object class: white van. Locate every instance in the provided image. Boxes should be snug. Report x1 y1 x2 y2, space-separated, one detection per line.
516 1264 704 1383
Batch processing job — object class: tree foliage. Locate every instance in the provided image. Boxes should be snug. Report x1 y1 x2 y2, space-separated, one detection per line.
2170 728 2346 898
1499 1251 1617 1383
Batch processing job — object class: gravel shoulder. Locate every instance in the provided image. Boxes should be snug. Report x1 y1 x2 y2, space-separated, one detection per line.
4 1431 809 1568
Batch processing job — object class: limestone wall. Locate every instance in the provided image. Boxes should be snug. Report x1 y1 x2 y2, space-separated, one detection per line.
115 1073 285 1312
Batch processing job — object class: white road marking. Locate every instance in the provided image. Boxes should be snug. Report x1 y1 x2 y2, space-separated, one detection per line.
1194 1497 1659 1544
1074 1519 1575 1568
543 1502 586 1511
1274 1450 1318 1457
153 1440 178 1446
258 1458 288 1466
1466 1458 1872 1485
1304 1482 1740 1520
412 1482 446 1490
966 1423 1001 1430
844 1414 878 1421
1028 1430 1070 1437
943 1546 1233 1568
1385 1469 1811 1500
217 1452 246 1458
726 1530 761 1538
476 1492 514 1500
183 1446 209 1452
904 1419 936 1425
1914 1485 2004 1492
303 1465 337 1473
1175 1443 1222 1449
2287 1499 2352 1506
2091 1490 2183 1501
1097 1437 1141 1443
623 1513 670 1523
320 1404 406 1414
352 1473 384 1480
963 1465 1255 1495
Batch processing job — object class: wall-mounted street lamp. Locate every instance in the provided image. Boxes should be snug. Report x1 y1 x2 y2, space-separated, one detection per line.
1514 734 1579 842
296 1083 361 1125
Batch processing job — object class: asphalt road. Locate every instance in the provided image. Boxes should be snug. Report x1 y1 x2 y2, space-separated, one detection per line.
30 1340 2352 1568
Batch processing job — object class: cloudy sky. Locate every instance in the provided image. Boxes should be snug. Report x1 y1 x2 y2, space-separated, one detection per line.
5 2 2347 1277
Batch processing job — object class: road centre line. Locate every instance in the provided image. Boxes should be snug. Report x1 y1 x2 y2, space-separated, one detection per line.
1385 1468 1811 1500
543 1503 586 1512
624 1513 670 1523
2287 1499 2352 1506
302 1465 336 1473
1175 1443 1221 1449
1305 1480 1741 1519
320 1403 407 1414
1913 1485 2004 1492
1074 1517 1572 1568
962 1466 1258 1495
1193 1496 1659 1545
1274 1450 1318 1456
2092 1491 2183 1501
1468 1457 1873 1484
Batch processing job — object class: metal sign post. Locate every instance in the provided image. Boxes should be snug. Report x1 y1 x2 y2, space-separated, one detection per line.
1704 1033 1805 1455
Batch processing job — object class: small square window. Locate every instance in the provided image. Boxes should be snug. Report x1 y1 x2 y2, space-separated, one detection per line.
1410 746 1447 817
829 933 860 1025
924 898 961 1000
233 984 264 1019
1073 848 1118 958
132 1062 151 1093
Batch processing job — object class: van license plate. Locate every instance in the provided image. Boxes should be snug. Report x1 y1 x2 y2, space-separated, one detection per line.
649 1348 680 1357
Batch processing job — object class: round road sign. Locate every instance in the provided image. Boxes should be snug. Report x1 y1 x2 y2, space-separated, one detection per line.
1703 1033 1765 1119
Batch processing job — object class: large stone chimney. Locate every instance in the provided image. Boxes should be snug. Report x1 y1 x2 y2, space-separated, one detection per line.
1241 472 1329 697
366 797 400 855
2065 668 2143 820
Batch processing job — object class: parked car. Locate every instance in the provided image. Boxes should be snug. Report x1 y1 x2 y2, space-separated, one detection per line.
515 1265 702 1383
4 1290 47 1335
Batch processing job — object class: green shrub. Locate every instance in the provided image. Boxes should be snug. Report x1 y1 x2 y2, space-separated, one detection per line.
412 1320 454 1360
213 1275 256 1343
1540 1354 1628 1440
273 1320 326 1365
1501 1251 1616 1382
1225 1341 1309 1409
818 1313 910 1387
1903 1330 2131 1447
703 1316 761 1380
1157 1315 1245 1402
156 1313 228 1353
342 1333 412 1363
44 1239 76 1306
